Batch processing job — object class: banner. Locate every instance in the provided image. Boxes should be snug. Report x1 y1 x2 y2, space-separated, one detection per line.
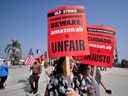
74 25 116 67
48 5 89 58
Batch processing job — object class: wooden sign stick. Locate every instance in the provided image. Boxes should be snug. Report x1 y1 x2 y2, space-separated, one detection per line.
93 66 97 79
63 56 71 77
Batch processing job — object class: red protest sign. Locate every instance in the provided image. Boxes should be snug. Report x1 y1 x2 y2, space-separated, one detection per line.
73 25 116 68
48 5 89 58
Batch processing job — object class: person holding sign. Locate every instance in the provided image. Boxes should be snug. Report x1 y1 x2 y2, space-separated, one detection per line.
47 57 79 96
91 66 112 95
73 64 100 96
47 5 90 96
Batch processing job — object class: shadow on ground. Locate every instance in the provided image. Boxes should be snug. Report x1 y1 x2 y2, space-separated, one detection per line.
17 78 31 96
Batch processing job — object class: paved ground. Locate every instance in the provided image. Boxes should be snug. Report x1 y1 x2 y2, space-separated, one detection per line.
0 65 128 96
100 67 128 96
0 65 48 96
0 66 30 96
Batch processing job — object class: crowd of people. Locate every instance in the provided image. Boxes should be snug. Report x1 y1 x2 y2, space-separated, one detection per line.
28 56 112 96
0 57 111 96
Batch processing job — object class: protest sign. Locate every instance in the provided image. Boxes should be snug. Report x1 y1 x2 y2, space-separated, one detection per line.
48 5 89 58
74 25 116 67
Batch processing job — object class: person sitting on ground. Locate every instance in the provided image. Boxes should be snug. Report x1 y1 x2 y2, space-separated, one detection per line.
29 61 41 94
0 60 9 89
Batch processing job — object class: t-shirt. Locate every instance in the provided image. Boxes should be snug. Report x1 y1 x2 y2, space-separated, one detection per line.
31 63 41 74
47 73 76 96
0 64 8 77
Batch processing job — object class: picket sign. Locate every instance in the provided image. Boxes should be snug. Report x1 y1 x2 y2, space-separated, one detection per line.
48 5 89 58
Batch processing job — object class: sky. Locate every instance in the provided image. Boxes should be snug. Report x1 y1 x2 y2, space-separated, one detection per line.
0 0 127 61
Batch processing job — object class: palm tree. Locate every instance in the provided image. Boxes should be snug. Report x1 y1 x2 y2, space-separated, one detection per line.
5 40 22 65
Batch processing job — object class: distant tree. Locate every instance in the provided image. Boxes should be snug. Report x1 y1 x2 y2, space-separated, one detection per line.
5 40 22 65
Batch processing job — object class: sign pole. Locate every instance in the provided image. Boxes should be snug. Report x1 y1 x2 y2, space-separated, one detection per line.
63 56 71 77
93 66 97 79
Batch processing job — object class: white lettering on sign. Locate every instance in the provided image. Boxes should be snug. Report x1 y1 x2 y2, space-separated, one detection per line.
50 27 83 35
63 9 77 14
54 9 78 16
89 43 112 50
